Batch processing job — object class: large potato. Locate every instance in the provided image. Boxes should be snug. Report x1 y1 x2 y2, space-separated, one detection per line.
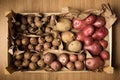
68 41 82 52
56 18 72 32
62 31 75 43
85 57 104 70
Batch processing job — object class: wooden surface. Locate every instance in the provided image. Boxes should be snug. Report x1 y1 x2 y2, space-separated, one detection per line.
0 0 120 80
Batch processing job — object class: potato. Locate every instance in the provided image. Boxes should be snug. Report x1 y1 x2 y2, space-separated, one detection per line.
56 18 72 32
24 52 32 59
50 61 62 71
29 62 37 70
68 41 82 52
62 31 75 43
15 54 23 60
31 55 40 62
22 59 30 67
85 57 104 70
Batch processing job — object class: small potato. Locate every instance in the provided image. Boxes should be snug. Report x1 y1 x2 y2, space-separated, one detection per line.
22 59 30 67
15 54 23 60
52 38 61 46
29 62 37 70
50 61 62 71
28 44 35 50
45 35 53 42
24 52 32 59
75 61 84 70
21 37 29 45
66 62 75 71
45 27 52 33
37 59 46 68
31 55 40 62
14 60 22 67
69 54 77 62
30 37 38 45
43 42 51 50
21 24 27 31
35 44 43 52
15 39 21 46
38 37 45 45
35 21 42 27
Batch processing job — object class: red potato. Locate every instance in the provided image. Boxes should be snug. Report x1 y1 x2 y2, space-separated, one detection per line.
50 61 62 71
76 32 85 42
69 54 78 62
73 18 86 30
58 53 69 66
66 62 75 71
78 53 86 61
92 27 108 40
85 14 96 25
93 16 105 28
99 40 108 48
84 41 102 55
85 57 104 70
84 37 93 46
100 50 109 60
82 25 95 36
75 61 84 70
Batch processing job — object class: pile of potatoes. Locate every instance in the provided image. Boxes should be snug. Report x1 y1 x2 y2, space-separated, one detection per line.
10 12 108 72
14 52 85 71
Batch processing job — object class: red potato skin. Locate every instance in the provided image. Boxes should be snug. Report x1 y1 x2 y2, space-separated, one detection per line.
76 32 85 42
84 37 93 46
99 40 108 48
50 61 62 71
69 54 78 62
82 25 95 36
93 16 105 28
92 27 108 40
85 57 104 70
78 53 86 61
73 19 86 30
84 41 102 55
85 14 96 25
100 50 109 60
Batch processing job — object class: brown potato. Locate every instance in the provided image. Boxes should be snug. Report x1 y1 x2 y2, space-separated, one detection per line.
66 62 75 71
45 35 53 42
38 37 45 45
52 38 61 46
15 54 23 60
30 37 38 45
29 62 37 70
31 55 40 63
22 59 30 67
21 37 29 45
43 42 51 50
44 53 56 65
24 52 32 59
14 60 22 67
37 59 46 68
50 61 62 71
75 61 84 70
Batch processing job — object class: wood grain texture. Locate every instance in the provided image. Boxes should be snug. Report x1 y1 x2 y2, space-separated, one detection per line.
0 0 120 80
